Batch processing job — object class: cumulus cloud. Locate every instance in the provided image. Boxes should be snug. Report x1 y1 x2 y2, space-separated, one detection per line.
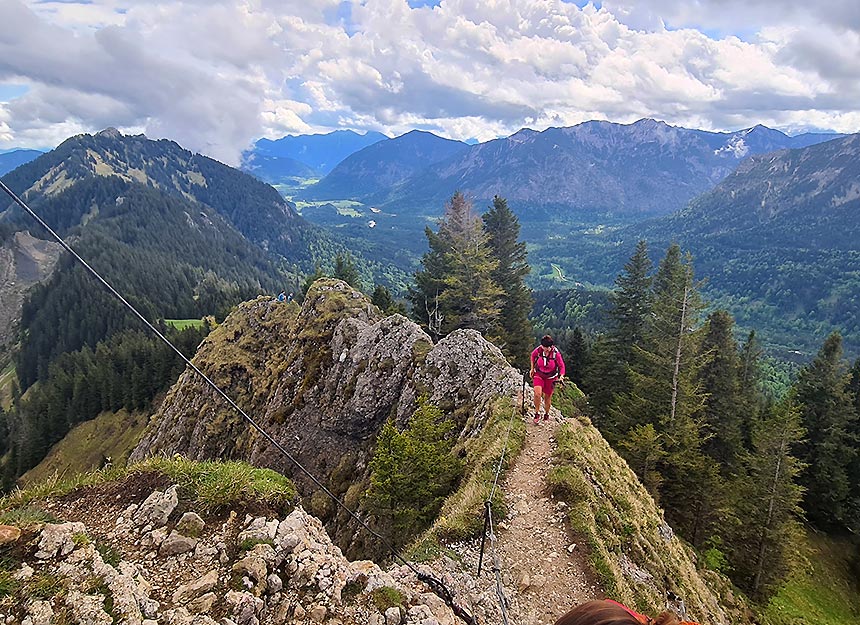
0 0 858 162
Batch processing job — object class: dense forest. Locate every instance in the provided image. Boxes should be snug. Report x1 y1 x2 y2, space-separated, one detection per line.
0 325 207 485
561 243 859 598
0 173 289 481
408 208 860 602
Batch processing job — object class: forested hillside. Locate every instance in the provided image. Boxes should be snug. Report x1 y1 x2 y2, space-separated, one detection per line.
0 130 317 484
642 133 860 356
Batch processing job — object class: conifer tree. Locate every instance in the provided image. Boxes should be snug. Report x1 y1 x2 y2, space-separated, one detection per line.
850 358 860 414
371 284 405 315
410 192 502 338
409 227 450 338
610 240 653 355
613 243 715 542
849 358 860 529
482 196 533 367
737 330 765 447
588 240 652 417
564 327 589 388
333 253 362 290
698 310 744 472
792 332 858 530
729 399 805 598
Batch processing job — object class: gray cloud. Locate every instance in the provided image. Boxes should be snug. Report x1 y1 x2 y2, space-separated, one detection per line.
1 0 858 162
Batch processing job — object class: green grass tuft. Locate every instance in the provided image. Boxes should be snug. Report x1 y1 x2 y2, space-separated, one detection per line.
1 457 296 515
370 586 405 612
0 570 19 598
0 506 57 526
238 537 274 552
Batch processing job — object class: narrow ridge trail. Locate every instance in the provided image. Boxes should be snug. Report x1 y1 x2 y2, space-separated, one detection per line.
496 411 600 624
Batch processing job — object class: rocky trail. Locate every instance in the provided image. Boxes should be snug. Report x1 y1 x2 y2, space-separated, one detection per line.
495 409 599 624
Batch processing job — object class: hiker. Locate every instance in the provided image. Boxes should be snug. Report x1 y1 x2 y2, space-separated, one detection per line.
554 599 698 625
530 334 565 424
277 291 286 302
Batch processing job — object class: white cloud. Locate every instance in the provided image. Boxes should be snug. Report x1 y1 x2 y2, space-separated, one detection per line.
0 0 857 161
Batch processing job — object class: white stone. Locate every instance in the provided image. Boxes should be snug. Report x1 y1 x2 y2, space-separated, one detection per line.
133 485 178 528
384 606 402 625
35 522 86 559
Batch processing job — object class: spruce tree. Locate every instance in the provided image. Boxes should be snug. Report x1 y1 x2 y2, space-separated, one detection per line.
610 240 653 355
729 399 805 598
409 227 451 338
410 192 502 338
588 240 652 418
564 327 590 388
849 358 860 530
482 196 533 368
333 253 362 290
792 332 858 530
738 330 765 447
613 243 715 542
698 310 744 473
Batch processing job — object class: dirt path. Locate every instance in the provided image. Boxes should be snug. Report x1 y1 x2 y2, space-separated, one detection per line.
496 409 599 624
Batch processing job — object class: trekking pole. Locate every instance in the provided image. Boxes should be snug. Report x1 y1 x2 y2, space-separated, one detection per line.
521 367 527 418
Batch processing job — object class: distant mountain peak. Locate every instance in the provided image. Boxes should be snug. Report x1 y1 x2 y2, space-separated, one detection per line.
96 127 123 139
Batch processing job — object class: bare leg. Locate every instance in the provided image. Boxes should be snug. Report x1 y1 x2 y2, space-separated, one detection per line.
533 384 543 415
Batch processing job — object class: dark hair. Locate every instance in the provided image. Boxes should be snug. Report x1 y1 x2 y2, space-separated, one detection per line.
554 601 682 625
540 334 554 348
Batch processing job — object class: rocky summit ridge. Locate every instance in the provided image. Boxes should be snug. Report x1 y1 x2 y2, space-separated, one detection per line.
130 279 521 556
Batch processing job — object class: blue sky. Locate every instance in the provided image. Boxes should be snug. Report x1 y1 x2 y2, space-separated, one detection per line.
1 0 859 163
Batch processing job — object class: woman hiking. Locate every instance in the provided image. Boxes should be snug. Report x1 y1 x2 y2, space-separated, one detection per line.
530 334 565 424
554 599 699 625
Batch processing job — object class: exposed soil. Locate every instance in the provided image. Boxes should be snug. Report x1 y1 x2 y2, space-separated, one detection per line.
497 410 601 624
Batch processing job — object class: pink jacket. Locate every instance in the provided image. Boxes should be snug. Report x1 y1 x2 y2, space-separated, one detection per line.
531 346 565 379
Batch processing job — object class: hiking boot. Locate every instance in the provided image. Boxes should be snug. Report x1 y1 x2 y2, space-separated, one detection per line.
543 413 550 421
533 413 540 424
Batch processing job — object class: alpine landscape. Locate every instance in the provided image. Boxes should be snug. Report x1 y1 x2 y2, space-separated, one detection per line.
0 2 859 625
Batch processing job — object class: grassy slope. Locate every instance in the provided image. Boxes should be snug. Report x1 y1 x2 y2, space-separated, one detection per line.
0 363 14 411
2 456 296 517
164 318 206 330
18 409 149 486
765 532 860 625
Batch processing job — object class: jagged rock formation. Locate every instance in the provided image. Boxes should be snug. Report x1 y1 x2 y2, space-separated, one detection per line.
0 475 460 625
130 279 521 554
0 231 61 362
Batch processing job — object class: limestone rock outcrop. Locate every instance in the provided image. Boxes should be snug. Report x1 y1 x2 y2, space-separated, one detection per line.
130 279 521 551
0 482 461 625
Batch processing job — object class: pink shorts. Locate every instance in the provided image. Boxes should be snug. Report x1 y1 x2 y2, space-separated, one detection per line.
534 375 556 395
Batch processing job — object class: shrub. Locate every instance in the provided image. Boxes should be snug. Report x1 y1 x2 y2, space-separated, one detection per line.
367 397 463 543
96 542 121 567
370 586 405 612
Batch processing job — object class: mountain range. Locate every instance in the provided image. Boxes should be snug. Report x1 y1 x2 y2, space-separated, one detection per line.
299 129 470 200
0 149 42 176
2 120 858 361
303 119 843 219
247 129 388 180
648 133 860 354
